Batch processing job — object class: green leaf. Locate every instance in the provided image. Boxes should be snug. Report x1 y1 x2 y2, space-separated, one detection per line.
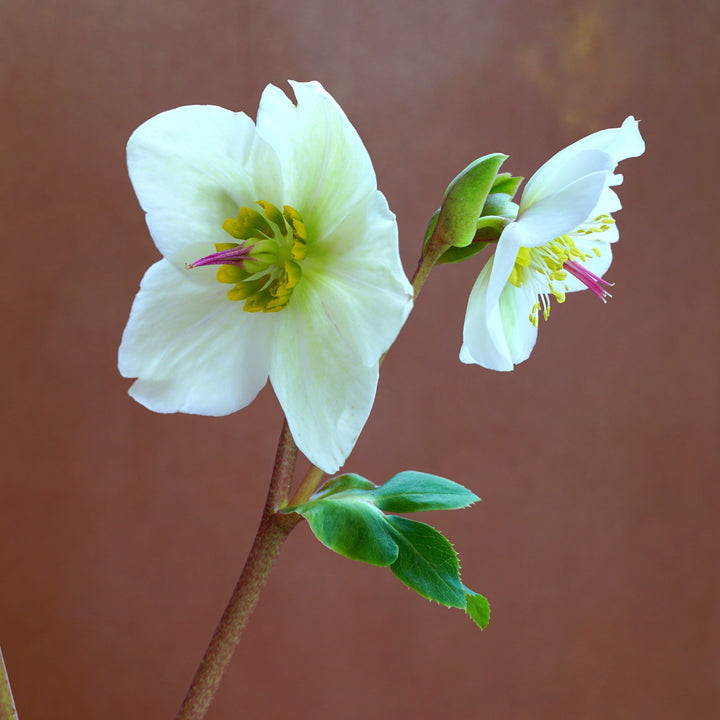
372 471 479 513
290 498 399 566
283 471 489 625
310 473 376 501
386 516 467 608
464 589 491 630
435 153 508 248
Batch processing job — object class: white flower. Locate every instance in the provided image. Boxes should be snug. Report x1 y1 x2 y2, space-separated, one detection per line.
460 117 645 371
119 81 413 473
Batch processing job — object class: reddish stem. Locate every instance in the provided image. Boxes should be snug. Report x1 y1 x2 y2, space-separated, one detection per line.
175 420 300 720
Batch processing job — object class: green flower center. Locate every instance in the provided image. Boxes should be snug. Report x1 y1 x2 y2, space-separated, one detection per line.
188 201 308 313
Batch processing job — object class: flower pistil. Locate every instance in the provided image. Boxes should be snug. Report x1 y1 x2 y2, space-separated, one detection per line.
188 200 309 313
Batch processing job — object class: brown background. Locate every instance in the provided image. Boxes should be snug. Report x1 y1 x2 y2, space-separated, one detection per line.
1 0 718 718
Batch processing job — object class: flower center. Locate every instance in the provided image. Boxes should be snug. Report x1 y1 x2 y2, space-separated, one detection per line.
508 214 615 327
188 201 308 313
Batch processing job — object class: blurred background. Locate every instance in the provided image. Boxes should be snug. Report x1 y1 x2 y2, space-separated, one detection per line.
1 0 718 717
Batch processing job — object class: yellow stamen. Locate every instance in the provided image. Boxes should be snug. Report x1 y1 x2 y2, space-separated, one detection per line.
218 201 309 312
509 213 613 326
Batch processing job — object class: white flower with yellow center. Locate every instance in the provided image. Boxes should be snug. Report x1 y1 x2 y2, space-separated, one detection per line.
461 117 644 371
119 81 413 473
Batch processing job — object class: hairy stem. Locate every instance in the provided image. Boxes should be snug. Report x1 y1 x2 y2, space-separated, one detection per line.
175 420 300 720
0 646 19 720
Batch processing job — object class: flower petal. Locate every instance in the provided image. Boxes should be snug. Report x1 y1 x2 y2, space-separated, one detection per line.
270 282 381 473
588 185 622 219
520 148 615 210
514 170 612 248
485 222 525 313
498 282 539 366
119 260 274 415
521 118 644 210
127 105 281 266
302 191 413 367
255 81 378 242
461 255 539 371
565 116 645 163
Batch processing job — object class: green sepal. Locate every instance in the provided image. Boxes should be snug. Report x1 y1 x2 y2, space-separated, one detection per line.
435 243 488 264
464 588 491 630
424 211 492 265
434 153 508 248
386 515 467 608
426 175 522 265
489 172 523 198
371 471 479 513
481 194 516 219
423 210 439 250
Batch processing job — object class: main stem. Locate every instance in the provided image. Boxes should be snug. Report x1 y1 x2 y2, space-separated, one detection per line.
176 235 451 719
175 420 300 720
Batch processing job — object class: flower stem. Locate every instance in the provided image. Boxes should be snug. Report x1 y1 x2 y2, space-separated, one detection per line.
410 229 451 299
175 420 300 720
286 464 325 507
0 646 19 720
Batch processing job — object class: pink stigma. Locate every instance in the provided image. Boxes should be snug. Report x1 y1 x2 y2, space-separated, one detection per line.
187 244 253 269
563 260 613 302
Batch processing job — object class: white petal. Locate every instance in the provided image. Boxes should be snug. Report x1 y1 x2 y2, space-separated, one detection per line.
485 223 525 313
270 282 380 473
527 118 644 191
589 185 622 218
520 149 615 210
255 81 378 240
565 117 644 162
594 116 646 162
497 283 540 366
302 191 413 367
127 105 274 264
515 170 612 248
571 212 620 245
461 258 512 370
119 260 274 415
461 256 539 371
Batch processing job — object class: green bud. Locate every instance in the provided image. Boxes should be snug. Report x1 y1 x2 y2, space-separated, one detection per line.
427 168 524 264
489 172 523 198
433 153 508 249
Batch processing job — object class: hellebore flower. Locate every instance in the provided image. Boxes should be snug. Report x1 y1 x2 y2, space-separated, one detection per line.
460 117 644 371
119 81 413 473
